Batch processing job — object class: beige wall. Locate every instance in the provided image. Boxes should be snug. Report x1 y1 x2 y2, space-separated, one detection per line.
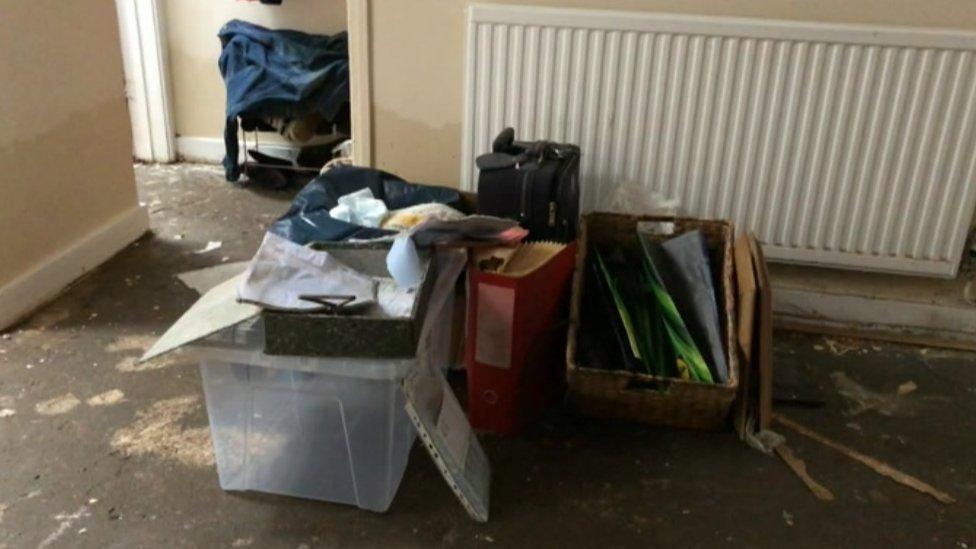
165 0 348 142
369 0 976 188
0 0 141 289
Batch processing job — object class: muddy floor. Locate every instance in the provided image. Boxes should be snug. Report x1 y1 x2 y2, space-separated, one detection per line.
0 163 973 548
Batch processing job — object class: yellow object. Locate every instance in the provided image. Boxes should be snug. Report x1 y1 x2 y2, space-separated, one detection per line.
381 203 465 231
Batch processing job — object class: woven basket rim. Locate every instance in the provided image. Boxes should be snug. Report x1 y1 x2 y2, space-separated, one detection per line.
566 211 739 390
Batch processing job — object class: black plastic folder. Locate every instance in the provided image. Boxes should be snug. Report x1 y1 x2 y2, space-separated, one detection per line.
591 251 645 373
646 230 729 384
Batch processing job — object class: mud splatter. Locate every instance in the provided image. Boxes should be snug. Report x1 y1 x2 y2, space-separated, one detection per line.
86 389 125 407
35 394 81 416
110 396 214 468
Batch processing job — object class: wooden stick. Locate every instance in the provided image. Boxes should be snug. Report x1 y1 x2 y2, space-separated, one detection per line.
774 444 835 501
774 414 955 505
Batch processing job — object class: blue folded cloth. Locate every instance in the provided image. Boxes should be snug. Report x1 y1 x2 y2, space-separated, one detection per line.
218 19 349 181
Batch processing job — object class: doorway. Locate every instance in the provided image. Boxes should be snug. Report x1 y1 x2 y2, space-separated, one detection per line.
115 0 371 168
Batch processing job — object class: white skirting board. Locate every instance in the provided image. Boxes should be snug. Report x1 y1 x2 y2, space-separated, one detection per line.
773 287 976 344
0 206 149 330
115 0 176 162
176 136 299 164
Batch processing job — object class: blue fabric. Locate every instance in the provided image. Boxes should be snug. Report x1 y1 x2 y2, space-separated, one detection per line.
269 166 463 245
218 20 349 181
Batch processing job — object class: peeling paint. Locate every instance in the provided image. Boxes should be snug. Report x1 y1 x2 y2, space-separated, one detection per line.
86 389 125 406
110 396 214 468
35 393 81 416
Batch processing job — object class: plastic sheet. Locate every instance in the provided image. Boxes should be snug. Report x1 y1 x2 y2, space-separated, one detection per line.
188 249 470 512
238 232 378 312
269 165 461 245
328 188 389 228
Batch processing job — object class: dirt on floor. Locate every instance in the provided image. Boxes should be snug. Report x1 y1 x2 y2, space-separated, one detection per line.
0 163 973 548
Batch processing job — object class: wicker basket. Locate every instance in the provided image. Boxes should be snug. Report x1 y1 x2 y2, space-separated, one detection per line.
565 213 738 430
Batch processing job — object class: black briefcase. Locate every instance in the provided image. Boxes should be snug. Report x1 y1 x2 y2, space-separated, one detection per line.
475 128 580 241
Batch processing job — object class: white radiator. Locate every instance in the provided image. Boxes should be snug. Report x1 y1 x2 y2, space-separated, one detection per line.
461 5 976 277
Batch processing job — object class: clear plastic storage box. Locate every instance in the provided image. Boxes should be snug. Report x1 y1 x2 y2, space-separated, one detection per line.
191 288 454 512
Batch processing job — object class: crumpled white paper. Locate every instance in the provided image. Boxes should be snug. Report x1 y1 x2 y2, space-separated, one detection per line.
328 187 389 228
238 232 377 311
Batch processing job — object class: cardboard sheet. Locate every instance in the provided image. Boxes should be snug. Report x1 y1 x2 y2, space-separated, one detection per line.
750 236 774 431
472 241 567 277
141 273 261 362
732 234 758 439
498 242 567 277
176 261 251 294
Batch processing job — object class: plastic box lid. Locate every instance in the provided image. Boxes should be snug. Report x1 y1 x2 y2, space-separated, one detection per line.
190 317 415 381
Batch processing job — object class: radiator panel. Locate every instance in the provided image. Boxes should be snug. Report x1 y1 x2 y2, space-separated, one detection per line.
461 5 976 276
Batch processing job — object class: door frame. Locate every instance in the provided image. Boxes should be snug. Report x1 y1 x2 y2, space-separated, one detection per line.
115 0 370 166
115 0 176 162
347 0 373 166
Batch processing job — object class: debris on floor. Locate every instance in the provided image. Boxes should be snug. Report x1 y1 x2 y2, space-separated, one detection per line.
822 337 863 356
38 505 91 549
109 395 214 468
775 414 955 505
781 510 794 526
193 240 223 254
831 371 918 417
773 444 834 501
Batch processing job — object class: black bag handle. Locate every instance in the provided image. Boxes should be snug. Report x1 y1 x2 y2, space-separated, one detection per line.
487 127 571 168
492 127 516 153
